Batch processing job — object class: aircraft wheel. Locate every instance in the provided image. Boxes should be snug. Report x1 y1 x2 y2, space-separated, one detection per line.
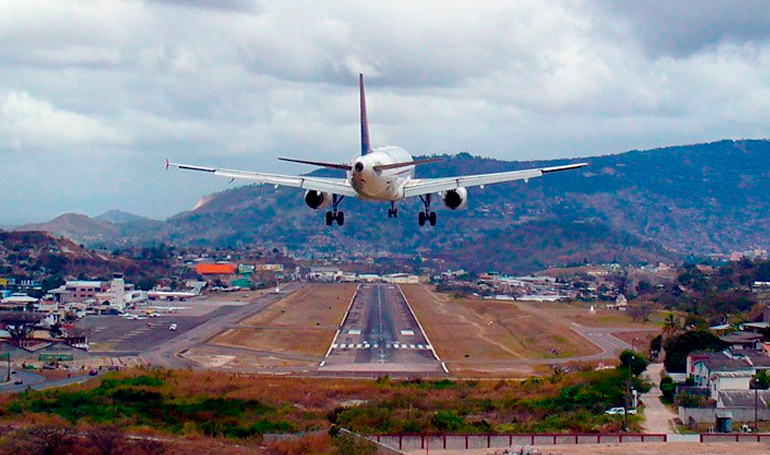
429 211 437 226
418 212 426 226
337 211 345 226
394 209 398 218
326 211 333 226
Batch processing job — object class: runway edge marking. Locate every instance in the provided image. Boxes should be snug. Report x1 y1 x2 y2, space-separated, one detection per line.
320 284 361 367
396 285 449 374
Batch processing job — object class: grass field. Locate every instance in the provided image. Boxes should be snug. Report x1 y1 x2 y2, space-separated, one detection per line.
401 285 602 376
210 283 358 358
517 301 667 329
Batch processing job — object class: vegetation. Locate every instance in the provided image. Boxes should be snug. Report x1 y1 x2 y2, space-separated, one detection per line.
0 367 652 441
619 350 649 376
663 330 727 373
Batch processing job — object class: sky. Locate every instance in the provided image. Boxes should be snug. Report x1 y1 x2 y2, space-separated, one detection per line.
2 0 770 223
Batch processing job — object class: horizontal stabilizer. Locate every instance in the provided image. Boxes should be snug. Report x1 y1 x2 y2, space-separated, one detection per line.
373 157 443 172
277 157 352 171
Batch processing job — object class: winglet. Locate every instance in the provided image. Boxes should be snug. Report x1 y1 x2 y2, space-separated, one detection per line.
359 73 370 155
165 158 170 170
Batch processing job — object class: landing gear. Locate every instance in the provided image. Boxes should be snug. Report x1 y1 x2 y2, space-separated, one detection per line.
387 202 398 218
418 195 437 227
325 195 345 226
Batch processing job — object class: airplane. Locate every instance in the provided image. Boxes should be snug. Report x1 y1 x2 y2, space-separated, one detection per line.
167 74 587 227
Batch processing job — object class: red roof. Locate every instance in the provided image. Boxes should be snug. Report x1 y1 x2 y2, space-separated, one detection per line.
196 263 236 275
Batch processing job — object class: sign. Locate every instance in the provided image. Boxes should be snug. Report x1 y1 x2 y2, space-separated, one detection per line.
237 264 256 274
0 353 9 360
39 353 74 362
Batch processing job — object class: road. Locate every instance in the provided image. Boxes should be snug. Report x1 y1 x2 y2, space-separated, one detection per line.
141 283 304 368
641 362 677 433
319 284 446 376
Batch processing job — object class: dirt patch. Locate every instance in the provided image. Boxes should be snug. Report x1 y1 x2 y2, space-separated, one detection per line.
209 284 358 359
401 285 600 375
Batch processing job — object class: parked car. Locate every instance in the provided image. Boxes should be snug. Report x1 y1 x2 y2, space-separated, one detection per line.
88 369 98 376
605 407 636 415
169 323 177 331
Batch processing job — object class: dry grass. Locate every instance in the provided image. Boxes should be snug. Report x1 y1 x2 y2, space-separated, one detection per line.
612 331 658 354
210 284 357 358
401 286 600 368
521 301 666 328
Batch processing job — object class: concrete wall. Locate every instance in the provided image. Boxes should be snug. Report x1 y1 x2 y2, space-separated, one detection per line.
373 434 667 450
680 407 770 424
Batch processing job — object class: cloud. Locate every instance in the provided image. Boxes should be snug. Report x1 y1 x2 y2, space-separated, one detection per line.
0 0 769 223
0 91 129 151
144 0 258 14
595 1 770 58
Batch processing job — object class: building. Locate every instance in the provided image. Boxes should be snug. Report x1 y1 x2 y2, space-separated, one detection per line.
720 332 764 351
687 351 770 399
0 293 38 312
49 274 145 313
50 280 107 304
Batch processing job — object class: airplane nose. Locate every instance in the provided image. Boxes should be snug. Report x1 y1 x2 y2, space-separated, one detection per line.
355 162 364 172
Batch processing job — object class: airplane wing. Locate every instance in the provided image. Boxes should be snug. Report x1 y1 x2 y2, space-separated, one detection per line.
167 160 358 197
402 162 587 198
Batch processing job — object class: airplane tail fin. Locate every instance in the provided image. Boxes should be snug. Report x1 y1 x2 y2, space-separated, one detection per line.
359 73 371 155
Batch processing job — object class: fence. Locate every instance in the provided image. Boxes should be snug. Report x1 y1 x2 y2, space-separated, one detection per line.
700 433 770 443
373 433 668 451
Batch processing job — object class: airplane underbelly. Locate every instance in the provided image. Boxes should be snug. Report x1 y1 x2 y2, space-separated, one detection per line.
352 175 402 200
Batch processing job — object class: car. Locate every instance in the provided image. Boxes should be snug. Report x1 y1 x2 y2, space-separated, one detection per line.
88 369 98 376
169 323 177 331
13 380 22 385
605 407 637 415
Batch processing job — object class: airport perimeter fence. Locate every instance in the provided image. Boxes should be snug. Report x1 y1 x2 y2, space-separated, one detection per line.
700 433 770 443
372 433 668 451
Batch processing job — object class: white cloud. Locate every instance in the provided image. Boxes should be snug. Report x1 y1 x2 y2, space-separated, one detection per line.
1 0 770 222
0 91 129 151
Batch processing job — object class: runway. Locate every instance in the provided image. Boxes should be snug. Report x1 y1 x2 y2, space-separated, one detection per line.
319 283 446 376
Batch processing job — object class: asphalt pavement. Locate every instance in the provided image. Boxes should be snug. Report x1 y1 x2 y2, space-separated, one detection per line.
319 283 446 376
141 283 304 368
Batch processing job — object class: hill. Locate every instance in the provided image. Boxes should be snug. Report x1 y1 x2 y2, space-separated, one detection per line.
94 209 150 224
17 139 770 274
17 213 119 245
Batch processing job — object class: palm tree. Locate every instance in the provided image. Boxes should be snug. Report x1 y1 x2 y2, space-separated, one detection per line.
663 313 680 336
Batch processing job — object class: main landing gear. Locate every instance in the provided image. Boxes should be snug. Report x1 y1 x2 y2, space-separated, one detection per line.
325 195 345 226
418 194 437 227
387 202 398 218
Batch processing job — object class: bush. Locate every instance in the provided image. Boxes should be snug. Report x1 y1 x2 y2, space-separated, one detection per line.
619 350 649 376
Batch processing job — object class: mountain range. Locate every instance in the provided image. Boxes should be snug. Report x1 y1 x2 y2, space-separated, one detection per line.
10 139 770 274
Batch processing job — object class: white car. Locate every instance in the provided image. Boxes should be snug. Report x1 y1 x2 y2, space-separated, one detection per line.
605 407 637 415
169 323 177 331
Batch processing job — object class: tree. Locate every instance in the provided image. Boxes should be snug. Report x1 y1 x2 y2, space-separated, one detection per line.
619 350 649 376
0 312 43 346
662 313 680 336
628 302 654 323
663 330 728 373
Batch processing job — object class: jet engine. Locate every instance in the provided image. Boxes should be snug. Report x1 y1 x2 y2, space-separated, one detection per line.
441 187 468 210
304 190 331 210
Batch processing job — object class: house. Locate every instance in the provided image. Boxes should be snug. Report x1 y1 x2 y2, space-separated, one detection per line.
687 351 770 399
720 332 764 351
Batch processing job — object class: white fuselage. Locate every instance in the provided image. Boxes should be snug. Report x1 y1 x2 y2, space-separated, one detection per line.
346 146 415 201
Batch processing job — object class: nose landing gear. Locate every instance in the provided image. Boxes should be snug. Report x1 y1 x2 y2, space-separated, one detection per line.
387 202 398 218
418 194 437 227
325 195 345 226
